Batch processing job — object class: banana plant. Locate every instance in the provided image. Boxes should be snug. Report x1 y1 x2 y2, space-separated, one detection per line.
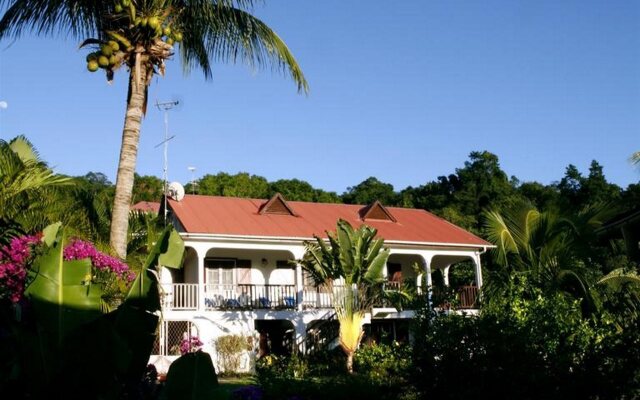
6 222 184 398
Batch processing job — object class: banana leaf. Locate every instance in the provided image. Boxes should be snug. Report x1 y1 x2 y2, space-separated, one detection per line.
125 225 185 312
164 351 219 400
24 222 103 345
8 223 185 398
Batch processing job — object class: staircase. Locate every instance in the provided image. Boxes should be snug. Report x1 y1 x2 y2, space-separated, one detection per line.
290 313 339 355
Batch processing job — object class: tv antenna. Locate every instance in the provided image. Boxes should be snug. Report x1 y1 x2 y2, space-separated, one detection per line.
155 99 179 225
188 166 197 194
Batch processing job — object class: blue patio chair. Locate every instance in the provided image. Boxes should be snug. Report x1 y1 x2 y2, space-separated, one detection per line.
225 298 241 309
205 295 224 308
258 297 271 308
283 296 296 308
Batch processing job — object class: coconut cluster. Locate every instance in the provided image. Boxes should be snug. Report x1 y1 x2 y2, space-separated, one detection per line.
85 0 183 73
86 40 122 72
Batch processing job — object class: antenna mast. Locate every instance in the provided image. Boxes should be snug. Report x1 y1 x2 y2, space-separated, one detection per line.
155 100 179 225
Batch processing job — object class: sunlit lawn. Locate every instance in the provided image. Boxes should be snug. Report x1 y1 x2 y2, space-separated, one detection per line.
214 376 255 400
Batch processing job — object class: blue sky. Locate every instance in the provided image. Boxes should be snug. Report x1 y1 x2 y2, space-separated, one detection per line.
0 0 638 194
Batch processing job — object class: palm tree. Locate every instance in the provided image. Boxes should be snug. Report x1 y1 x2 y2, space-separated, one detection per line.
299 219 389 373
482 202 603 312
0 136 69 245
0 0 308 259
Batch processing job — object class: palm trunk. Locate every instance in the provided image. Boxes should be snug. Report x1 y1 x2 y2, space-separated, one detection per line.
346 351 354 374
110 59 150 259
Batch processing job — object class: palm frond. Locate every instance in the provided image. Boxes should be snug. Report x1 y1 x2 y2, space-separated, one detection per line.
0 0 109 40
180 1 308 92
482 210 518 266
598 268 640 291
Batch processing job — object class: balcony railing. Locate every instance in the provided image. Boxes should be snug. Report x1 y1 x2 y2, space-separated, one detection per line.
432 285 479 310
457 285 479 309
204 283 297 310
160 283 198 310
160 283 479 311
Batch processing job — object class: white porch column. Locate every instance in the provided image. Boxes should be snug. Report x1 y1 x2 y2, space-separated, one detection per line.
473 253 483 290
196 247 206 312
290 247 306 312
419 252 433 305
294 315 307 354
443 265 451 287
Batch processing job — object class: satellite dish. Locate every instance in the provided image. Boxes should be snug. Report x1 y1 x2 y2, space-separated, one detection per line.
166 181 185 201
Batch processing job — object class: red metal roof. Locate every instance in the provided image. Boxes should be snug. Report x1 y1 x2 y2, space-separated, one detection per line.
167 195 491 247
131 201 161 213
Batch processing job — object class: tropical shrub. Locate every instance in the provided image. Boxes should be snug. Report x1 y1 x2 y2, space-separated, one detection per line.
216 334 249 373
0 223 184 398
163 351 219 400
0 232 135 309
410 274 640 400
232 384 265 400
353 342 412 387
179 335 204 355
0 234 41 303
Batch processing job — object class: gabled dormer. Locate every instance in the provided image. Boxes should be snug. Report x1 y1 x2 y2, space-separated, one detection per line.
259 193 297 216
359 200 397 222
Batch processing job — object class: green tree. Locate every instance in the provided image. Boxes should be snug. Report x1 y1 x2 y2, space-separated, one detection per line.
620 183 640 212
269 178 341 203
342 177 399 206
313 189 342 204
299 220 389 373
454 151 516 218
556 161 620 211
516 181 559 210
197 172 270 198
132 173 164 203
402 151 517 232
0 0 308 259
270 178 317 202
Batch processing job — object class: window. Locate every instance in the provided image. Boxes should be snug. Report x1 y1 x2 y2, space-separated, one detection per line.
276 260 294 269
204 258 252 286
387 262 402 281
205 258 235 286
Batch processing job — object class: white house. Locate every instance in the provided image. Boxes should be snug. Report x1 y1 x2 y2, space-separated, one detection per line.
150 193 492 371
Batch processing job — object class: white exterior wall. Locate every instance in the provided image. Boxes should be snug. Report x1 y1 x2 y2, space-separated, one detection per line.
152 233 488 372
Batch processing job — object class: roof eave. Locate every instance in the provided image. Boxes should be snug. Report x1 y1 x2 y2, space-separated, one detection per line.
179 232 494 250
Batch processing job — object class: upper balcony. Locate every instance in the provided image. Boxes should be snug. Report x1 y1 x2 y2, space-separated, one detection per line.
159 282 479 312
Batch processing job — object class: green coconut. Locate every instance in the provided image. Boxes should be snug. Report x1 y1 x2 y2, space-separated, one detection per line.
87 60 99 72
100 44 113 57
98 55 110 68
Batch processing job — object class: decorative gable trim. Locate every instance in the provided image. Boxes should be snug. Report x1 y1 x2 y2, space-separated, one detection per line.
259 193 297 216
359 200 397 222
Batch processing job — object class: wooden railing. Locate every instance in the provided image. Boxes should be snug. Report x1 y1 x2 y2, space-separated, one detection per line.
432 285 479 309
458 285 479 309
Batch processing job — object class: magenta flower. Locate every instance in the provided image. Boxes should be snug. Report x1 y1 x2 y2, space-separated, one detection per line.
0 234 41 303
64 239 131 279
179 336 204 355
1 234 136 304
